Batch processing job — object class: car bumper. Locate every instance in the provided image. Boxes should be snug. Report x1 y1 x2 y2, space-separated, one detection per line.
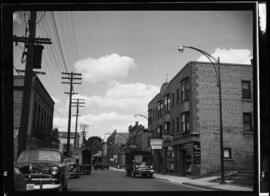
135 170 154 175
26 183 61 190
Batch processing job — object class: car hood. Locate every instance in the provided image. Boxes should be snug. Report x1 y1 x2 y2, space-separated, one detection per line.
15 161 62 174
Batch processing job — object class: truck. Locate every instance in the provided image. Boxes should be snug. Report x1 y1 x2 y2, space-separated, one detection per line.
78 148 92 175
125 151 154 178
93 154 109 170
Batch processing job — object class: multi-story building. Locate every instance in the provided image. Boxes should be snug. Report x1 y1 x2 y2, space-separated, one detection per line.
107 130 129 168
128 121 151 152
58 131 80 156
148 61 254 177
14 75 55 160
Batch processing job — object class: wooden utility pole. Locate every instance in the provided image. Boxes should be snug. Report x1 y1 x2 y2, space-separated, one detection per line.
14 11 51 157
72 98 85 149
62 72 82 156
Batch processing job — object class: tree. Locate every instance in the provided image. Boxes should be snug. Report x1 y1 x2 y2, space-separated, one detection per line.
85 136 103 155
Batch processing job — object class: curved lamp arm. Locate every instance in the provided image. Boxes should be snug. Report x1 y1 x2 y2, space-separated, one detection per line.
178 45 220 86
134 114 148 120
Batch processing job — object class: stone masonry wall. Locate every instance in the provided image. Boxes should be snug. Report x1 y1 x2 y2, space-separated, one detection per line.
192 62 254 175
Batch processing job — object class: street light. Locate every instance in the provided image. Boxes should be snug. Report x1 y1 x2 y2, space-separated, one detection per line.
178 45 225 184
134 114 148 120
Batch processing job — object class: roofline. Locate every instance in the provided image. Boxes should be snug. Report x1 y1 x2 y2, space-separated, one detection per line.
148 61 252 106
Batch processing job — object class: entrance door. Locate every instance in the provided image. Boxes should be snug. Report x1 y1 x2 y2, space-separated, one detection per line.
183 149 192 175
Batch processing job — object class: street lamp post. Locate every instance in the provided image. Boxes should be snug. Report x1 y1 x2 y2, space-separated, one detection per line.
178 45 225 184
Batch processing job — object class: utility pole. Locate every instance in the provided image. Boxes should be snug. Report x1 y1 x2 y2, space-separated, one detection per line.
14 11 52 157
62 72 82 156
72 98 85 149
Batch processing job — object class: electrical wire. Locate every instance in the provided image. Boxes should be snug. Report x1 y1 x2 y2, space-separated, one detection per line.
36 11 46 24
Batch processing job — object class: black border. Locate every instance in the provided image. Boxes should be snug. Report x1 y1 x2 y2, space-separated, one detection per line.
1 1 266 196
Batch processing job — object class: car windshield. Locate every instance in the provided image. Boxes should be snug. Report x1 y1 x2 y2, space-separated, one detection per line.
139 162 150 166
17 150 61 162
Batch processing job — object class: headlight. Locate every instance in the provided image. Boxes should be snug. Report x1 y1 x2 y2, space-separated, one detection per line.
135 165 139 168
150 165 153 169
51 167 59 175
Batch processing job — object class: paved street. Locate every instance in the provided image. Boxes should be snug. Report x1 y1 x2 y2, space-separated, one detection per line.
68 168 208 191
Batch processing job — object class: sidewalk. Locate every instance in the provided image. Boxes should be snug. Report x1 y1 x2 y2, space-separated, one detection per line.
109 167 253 191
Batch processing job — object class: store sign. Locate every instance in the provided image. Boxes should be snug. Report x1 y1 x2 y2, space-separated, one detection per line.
129 144 137 149
150 139 163 149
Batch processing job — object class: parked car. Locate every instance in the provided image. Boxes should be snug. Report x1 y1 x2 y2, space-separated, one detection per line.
66 156 80 178
14 167 26 191
131 161 154 178
15 148 69 191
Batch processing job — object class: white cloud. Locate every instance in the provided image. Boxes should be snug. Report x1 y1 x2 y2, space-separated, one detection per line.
84 82 160 112
74 53 136 83
197 48 252 64
13 12 22 25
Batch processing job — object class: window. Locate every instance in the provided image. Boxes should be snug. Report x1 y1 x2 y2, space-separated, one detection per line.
171 119 175 133
224 148 232 159
176 117 179 132
176 89 179 103
181 78 190 102
243 113 252 132
171 92 175 106
164 94 170 112
164 122 170 134
157 126 163 138
181 112 190 134
242 81 251 99
148 109 152 124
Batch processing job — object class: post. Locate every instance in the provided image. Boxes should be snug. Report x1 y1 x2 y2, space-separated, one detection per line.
74 98 79 149
17 11 36 157
67 72 73 156
217 58 225 184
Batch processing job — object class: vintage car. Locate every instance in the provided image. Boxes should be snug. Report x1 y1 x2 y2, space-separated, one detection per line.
14 167 26 191
15 148 69 191
131 161 154 178
66 156 80 178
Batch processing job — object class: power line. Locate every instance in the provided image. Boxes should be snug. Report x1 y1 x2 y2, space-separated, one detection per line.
51 12 69 72
36 11 46 24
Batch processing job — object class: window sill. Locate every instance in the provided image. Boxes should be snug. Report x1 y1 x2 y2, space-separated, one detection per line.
242 131 254 135
241 98 252 102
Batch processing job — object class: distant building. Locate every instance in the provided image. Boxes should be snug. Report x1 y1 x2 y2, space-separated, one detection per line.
102 142 108 156
148 61 254 178
14 75 54 160
128 121 151 152
107 130 129 168
58 131 80 156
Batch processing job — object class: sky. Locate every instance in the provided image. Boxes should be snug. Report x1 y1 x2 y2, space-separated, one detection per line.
13 10 254 141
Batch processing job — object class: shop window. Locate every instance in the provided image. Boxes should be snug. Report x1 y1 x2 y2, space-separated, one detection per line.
224 148 232 159
242 81 251 99
243 112 252 132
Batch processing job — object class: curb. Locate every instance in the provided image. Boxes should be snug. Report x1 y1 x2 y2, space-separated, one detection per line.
182 182 223 191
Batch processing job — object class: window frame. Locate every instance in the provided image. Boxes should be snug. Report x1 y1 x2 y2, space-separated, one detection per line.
243 112 253 132
181 111 190 134
224 148 232 159
180 78 190 102
241 80 251 99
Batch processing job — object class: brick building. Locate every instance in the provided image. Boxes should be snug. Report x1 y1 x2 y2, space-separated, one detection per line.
58 131 80 155
148 61 254 177
14 75 55 160
107 130 129 168
128 121 151 152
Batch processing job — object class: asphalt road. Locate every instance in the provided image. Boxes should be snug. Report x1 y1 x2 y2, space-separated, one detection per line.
68 168 207 191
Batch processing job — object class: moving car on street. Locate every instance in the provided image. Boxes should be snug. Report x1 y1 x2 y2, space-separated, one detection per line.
66 156 80 178
125 151 154 178
15 148 69 191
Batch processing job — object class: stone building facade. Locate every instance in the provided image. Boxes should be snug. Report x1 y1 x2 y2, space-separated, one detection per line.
148 61 254 177
128 121 151 152
107 130 129 168
14 75 55 160
58 131 80 155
